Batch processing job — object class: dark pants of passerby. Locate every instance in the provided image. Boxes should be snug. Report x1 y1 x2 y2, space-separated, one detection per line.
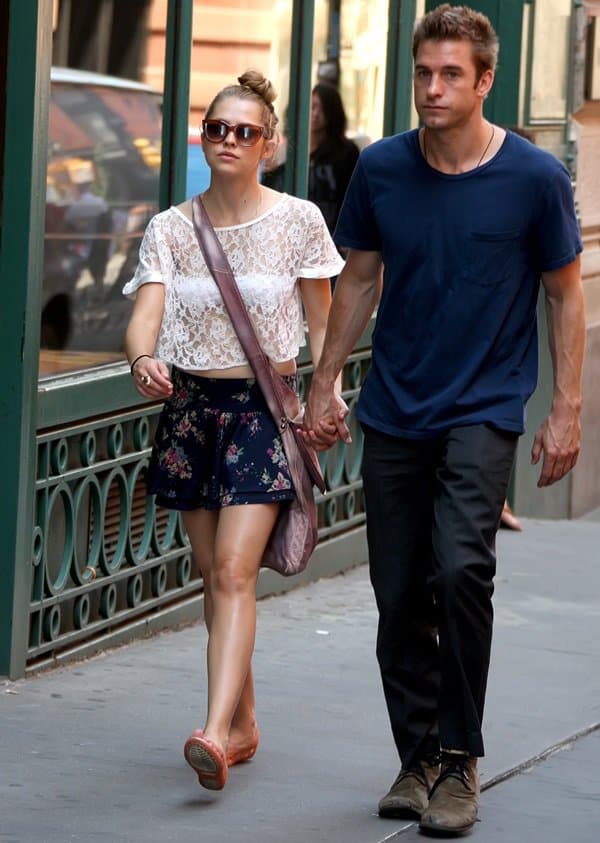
361 423 518 765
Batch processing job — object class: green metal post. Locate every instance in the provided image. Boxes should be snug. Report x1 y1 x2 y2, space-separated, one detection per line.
523 0 536 126
489 0 527 126
0 0 52 677
284 0 315 198
159 0 193 210
384 0 417 136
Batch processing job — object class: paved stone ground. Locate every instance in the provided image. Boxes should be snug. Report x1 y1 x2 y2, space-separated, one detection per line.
1 518 599 842
476 730 600 843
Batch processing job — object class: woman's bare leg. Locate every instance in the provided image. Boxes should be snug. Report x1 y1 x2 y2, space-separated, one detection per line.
202 585 256 738
183 509 257 743
203 503 278 749
182 503 278 751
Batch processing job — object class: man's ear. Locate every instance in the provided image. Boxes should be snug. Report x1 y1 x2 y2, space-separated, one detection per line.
476 68 494 99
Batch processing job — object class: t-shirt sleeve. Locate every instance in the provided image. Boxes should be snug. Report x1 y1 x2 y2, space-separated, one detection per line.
334 154 381 252
297 202 346 278
534 164 583 272
122 216 169 298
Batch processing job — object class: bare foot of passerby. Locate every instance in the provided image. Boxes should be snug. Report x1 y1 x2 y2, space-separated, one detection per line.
500 501 522 531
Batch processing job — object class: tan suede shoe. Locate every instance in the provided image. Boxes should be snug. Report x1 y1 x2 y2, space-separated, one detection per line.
419 756 479 835
378 757 440 819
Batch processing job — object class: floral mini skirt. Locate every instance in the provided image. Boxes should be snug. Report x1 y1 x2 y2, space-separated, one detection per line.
146 367 297 511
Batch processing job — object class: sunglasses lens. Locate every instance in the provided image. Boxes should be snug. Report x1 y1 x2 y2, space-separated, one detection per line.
203 121 226 142
202 120 265 146
237 125 262 146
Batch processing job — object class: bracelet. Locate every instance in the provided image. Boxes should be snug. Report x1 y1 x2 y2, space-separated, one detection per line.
130 354 153 376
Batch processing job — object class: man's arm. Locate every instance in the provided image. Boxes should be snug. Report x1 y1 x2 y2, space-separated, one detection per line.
305 248 383 448
532 255 585 486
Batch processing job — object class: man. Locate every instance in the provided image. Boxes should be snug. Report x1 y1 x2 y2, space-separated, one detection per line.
304 4 584 836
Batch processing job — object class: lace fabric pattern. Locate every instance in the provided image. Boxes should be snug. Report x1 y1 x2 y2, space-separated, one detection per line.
122 194 345 370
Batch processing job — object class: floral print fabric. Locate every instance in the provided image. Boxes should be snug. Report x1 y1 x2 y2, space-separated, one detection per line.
147 368 297 511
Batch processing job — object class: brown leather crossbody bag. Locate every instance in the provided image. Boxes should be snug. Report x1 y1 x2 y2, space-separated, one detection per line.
191 195 326 576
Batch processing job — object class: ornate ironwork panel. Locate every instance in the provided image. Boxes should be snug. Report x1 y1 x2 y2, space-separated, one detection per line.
28 352 370 671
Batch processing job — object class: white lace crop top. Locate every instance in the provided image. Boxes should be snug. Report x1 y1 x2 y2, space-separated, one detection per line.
122 193 345 370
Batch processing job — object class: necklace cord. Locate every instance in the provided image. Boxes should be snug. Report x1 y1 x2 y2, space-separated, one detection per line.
422 125 495 170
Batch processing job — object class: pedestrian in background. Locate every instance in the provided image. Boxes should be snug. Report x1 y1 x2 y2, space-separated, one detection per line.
123 70 343 792
263 82 359 245
305 4 584 836
308 82 360 236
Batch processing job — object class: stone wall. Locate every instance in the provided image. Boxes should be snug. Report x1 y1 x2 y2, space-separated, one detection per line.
572 102 600 516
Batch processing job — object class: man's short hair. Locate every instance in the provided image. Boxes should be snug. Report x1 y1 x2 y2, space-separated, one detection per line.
412 4 499 78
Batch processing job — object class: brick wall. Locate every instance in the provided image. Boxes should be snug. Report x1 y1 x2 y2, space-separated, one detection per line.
143 0 277 124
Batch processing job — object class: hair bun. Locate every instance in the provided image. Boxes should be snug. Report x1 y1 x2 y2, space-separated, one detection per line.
238 70 277 108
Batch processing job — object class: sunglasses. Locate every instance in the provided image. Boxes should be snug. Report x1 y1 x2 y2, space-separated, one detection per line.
202 119 268 147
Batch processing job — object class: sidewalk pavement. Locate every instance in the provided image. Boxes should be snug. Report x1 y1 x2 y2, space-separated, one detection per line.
2 518 599 843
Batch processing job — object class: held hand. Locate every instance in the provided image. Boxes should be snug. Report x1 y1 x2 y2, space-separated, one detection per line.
132 357 173 400
303 378 351 451
531 403 581 487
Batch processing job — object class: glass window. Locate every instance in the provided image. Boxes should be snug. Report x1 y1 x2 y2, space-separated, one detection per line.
529 0 572 121
338 0 389 145
307 2 388 234
314 1 389 145
41 5 167 380
43 77 162 370
187 0 294 199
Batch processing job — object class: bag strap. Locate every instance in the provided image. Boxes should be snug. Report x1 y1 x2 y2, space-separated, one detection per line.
190 194 295 432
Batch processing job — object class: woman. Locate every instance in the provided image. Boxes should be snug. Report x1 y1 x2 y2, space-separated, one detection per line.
123 70 344 792
262 83 360 238
308 83 360 235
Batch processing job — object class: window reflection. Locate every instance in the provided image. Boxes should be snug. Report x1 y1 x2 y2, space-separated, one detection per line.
294 1 388 240
187 0 294 199
265 0 388 204
314 1 388 145
530 0 571 121
41 1 297 380
339 0 388 144
41 72 162 374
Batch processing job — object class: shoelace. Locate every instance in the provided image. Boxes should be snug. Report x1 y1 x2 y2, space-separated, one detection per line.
395 754 440 787
429 756 470 797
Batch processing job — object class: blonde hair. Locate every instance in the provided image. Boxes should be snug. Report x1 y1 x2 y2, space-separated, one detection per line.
205 70 279 139
413 4 499 79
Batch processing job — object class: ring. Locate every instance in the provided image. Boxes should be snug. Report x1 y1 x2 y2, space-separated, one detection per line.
141 375 151 386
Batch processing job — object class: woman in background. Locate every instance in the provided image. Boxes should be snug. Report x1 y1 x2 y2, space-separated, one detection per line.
263 82 360 240
308 82 360 235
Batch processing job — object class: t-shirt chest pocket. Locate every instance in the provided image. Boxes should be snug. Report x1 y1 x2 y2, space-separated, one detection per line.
461 228 521 288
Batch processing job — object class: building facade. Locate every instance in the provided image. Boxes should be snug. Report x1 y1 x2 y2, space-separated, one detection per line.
1 0 598 678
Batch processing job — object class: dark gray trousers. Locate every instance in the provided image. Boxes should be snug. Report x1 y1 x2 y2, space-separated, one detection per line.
361 423 518 764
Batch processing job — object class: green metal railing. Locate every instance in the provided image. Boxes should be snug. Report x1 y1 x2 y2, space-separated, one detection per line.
28 350 372 671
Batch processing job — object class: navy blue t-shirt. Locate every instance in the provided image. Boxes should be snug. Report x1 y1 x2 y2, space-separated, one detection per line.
334 129 582 438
